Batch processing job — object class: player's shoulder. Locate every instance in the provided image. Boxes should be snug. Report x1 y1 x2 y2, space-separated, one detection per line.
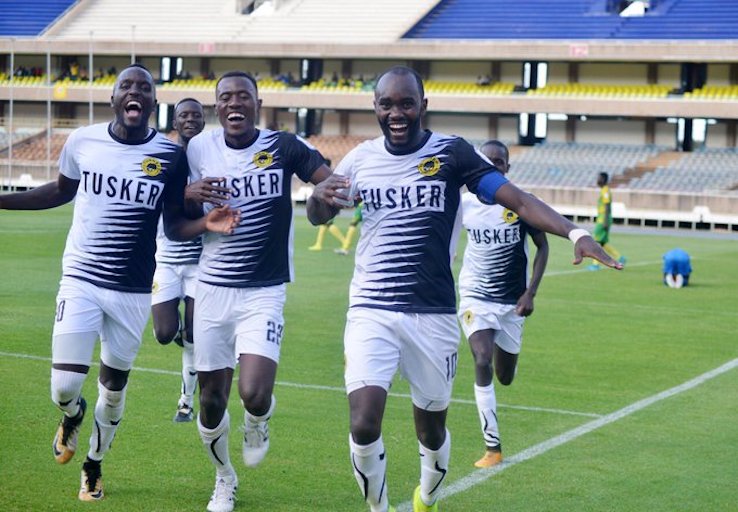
430 131 473 150
269 129 313 149
188 127 221 150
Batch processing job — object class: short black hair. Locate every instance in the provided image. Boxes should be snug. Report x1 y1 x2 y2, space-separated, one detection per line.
119 63 152 76
216 71 259 95
174 97 203 112
375 65 425 98
480 139 509 160
599 171 609 183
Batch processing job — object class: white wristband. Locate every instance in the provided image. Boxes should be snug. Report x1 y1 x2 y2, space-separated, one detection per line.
568 228 590 244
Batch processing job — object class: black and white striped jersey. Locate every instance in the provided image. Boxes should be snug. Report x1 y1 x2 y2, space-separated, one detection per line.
458 192 537 305
334 131 506 314
187 128 324 288
58 123 188 293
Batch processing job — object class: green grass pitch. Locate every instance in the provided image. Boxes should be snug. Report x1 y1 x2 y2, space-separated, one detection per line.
1 204 737 511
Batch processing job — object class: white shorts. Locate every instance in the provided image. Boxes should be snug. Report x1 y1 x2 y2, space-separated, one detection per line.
52 277 150 370
458 296 524 355
193 282 286 372
344 307 460 411
151 263 198 305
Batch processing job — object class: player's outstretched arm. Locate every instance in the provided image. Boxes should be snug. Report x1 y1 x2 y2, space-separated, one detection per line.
0 174 78 210
306 171 349 225
494 182 622 270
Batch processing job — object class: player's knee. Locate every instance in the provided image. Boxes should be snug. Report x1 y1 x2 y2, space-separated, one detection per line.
50 369 86 406
495 361 516 386
350 413 382 445
199 387 228 416
153 324 178 345
497 371 515 386
417 424 446 451
472 346 493 368
239 388 271 416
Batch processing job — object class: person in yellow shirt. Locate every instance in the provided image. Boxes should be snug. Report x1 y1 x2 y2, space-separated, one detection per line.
589 172 626 270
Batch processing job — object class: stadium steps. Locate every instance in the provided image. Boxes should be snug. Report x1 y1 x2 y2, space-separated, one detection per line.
46 0 439 43
611 151 684 188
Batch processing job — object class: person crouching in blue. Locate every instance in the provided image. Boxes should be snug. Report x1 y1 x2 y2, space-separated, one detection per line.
663 248 692 288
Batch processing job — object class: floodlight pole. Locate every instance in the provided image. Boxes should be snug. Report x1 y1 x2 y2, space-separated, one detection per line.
8 38 14 189
131 25 136 64
89 31 94 125
47 43 52 181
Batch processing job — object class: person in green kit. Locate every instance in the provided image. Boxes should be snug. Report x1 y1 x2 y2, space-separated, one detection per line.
588 172 626 271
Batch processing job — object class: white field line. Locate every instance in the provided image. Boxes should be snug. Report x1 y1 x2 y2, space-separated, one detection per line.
396 357 738 512
544 258 660 276
0 351 601 419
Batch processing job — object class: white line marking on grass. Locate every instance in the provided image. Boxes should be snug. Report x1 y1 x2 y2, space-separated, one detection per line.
0 351 601 418
386 392 602 418
395 357 738 512
544 259 661 277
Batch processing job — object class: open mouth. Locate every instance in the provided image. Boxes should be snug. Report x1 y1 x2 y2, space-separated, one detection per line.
125 100 142 114
388 121 408 137
227 112 246 123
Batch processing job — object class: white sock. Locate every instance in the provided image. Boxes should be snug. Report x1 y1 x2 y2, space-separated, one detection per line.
418 430 450 506
349 435 389 512
474 383 500 448
198 411 235 477
244 394 275 424
87 381 126 461
50 368 86 417
180 339 197 404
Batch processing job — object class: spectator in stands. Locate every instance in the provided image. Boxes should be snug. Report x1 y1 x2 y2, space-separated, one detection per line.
476 74 491 86
307 65 621 512
0 64 239 504
457 140 549 469
663 248 692 288
588 172 626 271
14 65 29 77
69 60 80 81
186 70 333 512
151 98 209 423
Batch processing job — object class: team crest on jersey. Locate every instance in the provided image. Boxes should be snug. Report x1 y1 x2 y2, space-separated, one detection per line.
502 208 519 224
418 156 441 176
253 151 274 168
141 157 162 177
462 310 474 325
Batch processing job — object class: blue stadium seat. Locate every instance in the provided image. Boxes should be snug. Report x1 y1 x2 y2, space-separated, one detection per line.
0 0 77 36
403 0 738 40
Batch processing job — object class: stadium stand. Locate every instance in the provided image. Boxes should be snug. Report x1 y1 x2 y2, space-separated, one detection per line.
508 143 665 188
404 0 738 40
0 0 77 37
46 0 440 43
404 0 627 39
628 149 738 194
1 0 736 230
611 0 738 39
528 83 674 99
